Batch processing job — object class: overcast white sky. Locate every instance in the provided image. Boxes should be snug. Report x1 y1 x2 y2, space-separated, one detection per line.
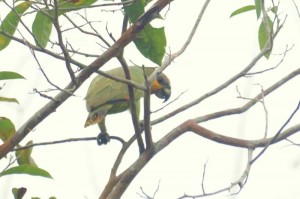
1 0 300 198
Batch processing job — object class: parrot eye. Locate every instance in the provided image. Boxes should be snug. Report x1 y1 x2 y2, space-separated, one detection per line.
157 75 164 84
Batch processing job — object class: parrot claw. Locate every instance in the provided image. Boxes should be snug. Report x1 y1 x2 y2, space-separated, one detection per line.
97 132 110 145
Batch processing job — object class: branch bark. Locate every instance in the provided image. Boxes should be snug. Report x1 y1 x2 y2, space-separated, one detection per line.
100 117 300 198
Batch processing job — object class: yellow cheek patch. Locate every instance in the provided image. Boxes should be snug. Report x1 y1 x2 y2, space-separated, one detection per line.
84 113 103 127
151 80 162 92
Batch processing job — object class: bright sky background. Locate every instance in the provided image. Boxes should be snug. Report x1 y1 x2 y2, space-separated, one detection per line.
1 0 300 198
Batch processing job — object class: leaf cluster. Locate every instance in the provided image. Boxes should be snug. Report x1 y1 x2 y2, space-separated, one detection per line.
0 46 52 199
0 0 166 65
230 1 278 59
0 117 53 199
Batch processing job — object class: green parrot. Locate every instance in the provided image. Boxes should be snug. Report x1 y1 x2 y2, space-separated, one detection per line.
84 66 171 145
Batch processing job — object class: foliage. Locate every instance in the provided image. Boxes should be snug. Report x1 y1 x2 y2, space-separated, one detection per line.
32 11 53 48
0 118 53 196
0 41 51 199
0 165 52 179
230 1 277 58
230 5 256 17
258 15 273 58
0 1 31 50
0 71 25 103
0 117 16 141
0 0 166 65
12 187 56 199
122 0 166 65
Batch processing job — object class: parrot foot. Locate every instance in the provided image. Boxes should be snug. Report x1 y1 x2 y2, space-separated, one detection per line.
97 132 110 145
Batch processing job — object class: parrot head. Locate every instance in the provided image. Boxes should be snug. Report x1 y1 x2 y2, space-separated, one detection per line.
151 73 171 102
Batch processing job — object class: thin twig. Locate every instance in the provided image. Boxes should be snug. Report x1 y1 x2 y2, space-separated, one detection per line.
148 0 211 86
196 67 300 124
152 180 161 198
19 30 75 97
53 0 77 86
251 100 300 164
12 136 125 151
151 90 187 113
246 44 293 76
32 88 59 102
63 14 106 42
13 137 96 150
201 160 208 194
257 85 269 138
161 0 211 69
138 187 152 199
106 22 117 43
178 149 253 199
74 12 111 47
231 149 253 194
1 155 17 173
236 84 269 138
292 0 300 18
285 138 300 147
111 136 136 176
137 180 160 199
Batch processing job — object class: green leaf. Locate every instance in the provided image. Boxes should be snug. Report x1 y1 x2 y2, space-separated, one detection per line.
230 5 256 18
16 141 37 167
31 0 99 48
0 117 16 142
258 16 273 59
0 2 31 51
0 165 53 179
12 187 27 199
0 97 19 104
134 25 166 65
0 71 25 80
32 11 53 48
122 0 145 22
254 0 262 19
121 0 166 65
0 71 24 105
58 0 97 14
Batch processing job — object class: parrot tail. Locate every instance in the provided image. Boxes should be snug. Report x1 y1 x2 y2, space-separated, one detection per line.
84 110 106 127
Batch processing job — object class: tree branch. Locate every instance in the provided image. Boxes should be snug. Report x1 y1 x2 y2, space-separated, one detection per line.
118 56 145 154
179 149 254 198
53 0 77 85
251 100 300 164
194 67 300 123
101 114 300 198
143 66 154 149
151 15 284 125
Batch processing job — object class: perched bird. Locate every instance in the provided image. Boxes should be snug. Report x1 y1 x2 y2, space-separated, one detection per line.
84 66 171 145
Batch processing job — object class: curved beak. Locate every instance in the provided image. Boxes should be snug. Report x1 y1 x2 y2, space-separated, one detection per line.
155 87 171 102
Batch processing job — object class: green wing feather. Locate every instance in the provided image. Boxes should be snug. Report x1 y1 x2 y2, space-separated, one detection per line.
85 66 155 111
